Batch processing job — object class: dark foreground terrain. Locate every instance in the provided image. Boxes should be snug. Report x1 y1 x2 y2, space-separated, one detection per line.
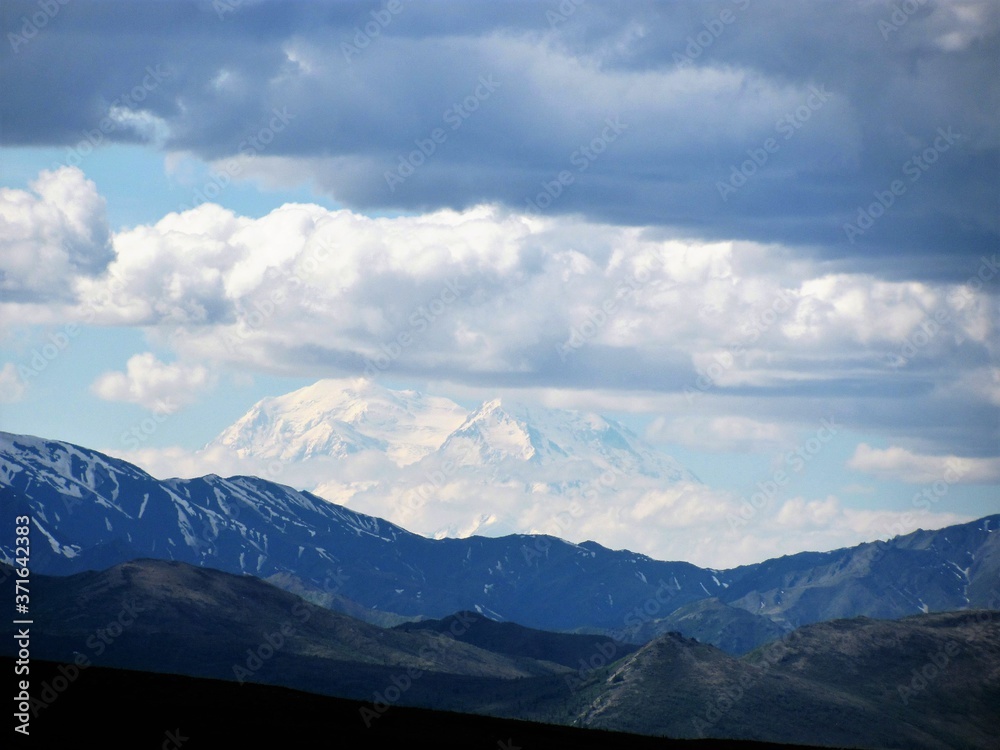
4 559 999 749
8 657 825 749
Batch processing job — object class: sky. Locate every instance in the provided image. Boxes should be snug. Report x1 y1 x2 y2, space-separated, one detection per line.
0 0 997 567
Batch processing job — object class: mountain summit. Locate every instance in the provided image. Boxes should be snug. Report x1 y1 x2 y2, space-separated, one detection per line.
207 378 467 466
205 380 701 546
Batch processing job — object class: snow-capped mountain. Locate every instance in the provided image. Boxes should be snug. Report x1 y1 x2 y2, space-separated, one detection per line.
207 378 467 466
0 429 723 632
437 397 695 481
3 430 998 651
208 379 702 545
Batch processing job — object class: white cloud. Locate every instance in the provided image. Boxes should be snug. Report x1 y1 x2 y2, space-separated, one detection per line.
0 167 111 302
0 363 26 403
65 197 992 386
0 169 995 458
775 495 842 527
847 443 1000 484
764 494 972 559
96 433 982 569
646 415 792 453
91 353 213 412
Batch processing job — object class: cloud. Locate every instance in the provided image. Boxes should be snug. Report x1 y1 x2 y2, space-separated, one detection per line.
763 494 972 559
98 429 979 568
91 353 213 412
0 363 27 403
775 495 843 527
0 168 981 456
0 167 112 302
646 415 793 453
847 443 1000 484
1 0 996 274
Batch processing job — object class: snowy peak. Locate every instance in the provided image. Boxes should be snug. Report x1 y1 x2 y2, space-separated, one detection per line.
435 397 694 481
442 398 540 463
205 380 699 545
208 378 467 466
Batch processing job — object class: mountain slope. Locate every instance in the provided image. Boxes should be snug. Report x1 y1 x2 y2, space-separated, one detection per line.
6 556 997 750
0 430 729 633
619 597 790 655
394 610 639 669
0 559 568 696
2 430 998 649
206 377 467 466
572 612 1000 749
717 524 1000 629
7 656 816 750
207 379 704 544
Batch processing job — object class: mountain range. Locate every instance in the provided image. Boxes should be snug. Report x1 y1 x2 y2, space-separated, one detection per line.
203 378 699 541
3 557 997 749
3 429 998 655
4 427 1000 747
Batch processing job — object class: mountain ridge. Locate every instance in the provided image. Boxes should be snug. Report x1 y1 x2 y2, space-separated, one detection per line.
3 556 996 749
3 429 998 655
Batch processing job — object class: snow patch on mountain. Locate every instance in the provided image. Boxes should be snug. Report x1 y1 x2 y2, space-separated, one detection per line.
207 377 467 466
204 380 704 549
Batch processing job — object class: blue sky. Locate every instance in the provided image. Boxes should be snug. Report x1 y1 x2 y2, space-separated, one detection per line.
1 0 997 564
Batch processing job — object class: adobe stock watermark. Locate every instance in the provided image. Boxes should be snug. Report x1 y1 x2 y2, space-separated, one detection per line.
563 640 621 692
673 0 752 68
896 639 962 705
24 599 145 719
52 65 172 171
359 612 477 727
717 84 831 201
866 458 970 576
878 0 929 41
213 0 247 19
223 237 333 357
521 466 628 566
684 288 796 403
948 253 1000 311
726 417 838 530
12 268 120 391
178 107 294 211
563 577 684 694
160 729 189 750
883 255 998 369
524 115 628 213
546 0 585 29
341 0 408 62
384 75 500 192
362 277 467 378
8 0 71 53
555 257 661 362
401 441 482 514
230 567 349 684
691 626 805 737
120 398 178 452
843 126 961 243
14 323 83 386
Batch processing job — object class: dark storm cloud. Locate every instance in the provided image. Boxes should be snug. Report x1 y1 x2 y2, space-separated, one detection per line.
1 0 997 277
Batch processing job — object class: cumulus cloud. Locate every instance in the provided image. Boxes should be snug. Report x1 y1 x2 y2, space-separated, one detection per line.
0 179 962 456
765 494 971 558
775 495 843 527
646 415 793 453
0 167 112 302
91 353 213 412
0 363 27 403
847 443 1000 484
